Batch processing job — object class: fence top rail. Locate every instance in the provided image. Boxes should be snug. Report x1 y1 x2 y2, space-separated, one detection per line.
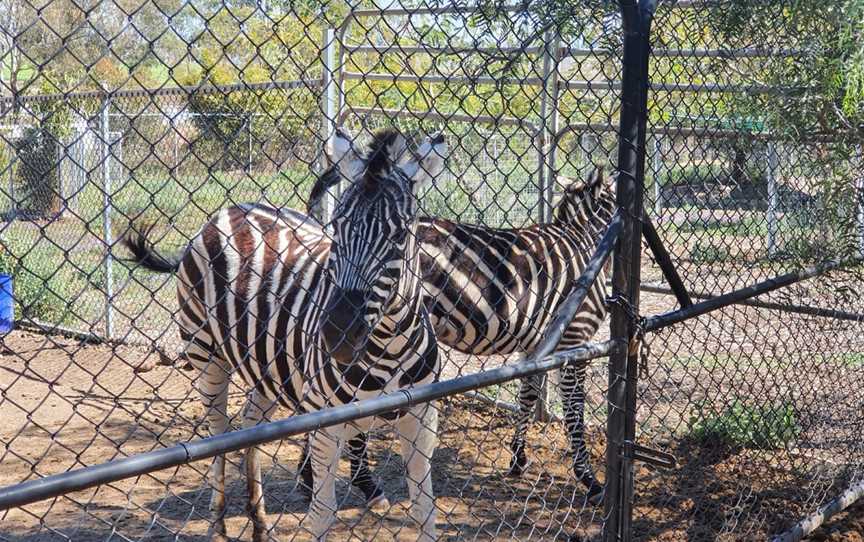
341 68 802 96
342 0 720 25
350 44 801 59
0 79 322 107
343 106 541 133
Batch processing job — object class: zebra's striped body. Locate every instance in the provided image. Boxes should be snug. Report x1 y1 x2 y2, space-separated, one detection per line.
308 167 615 501
176 204 438 413
418 171 614 496
125 129 448 542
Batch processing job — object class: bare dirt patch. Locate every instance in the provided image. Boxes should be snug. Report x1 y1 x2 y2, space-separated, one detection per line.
2 306 863 542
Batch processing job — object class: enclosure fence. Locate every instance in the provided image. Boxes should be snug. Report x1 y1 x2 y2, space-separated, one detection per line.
1 0 864 541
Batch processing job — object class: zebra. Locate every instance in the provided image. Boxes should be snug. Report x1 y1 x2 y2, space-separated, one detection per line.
122 128 447 542
305 163 616 503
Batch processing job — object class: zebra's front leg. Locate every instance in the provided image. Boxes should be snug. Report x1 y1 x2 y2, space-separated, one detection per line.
304 427 343 541
559 362 602 501
508 373 544 477
242 390 278 542
396 404 438 542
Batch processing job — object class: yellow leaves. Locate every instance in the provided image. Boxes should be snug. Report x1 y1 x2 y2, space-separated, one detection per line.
91 57 127 89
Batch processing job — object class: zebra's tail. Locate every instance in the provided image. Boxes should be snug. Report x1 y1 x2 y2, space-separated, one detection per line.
122 223 183 273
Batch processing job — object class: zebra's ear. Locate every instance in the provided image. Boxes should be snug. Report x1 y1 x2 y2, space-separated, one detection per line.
400 133 448 191
325 128 359 168
586 165 604 188
560 175 585 193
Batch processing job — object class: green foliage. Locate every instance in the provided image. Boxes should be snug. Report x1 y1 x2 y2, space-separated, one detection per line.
0 239 77 324
688 401 801 450
13 127 61 217
709 0 864 141
688 241 730 264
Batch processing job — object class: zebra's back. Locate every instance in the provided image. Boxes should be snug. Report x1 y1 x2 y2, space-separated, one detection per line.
417 217 607 356
176 204 328 410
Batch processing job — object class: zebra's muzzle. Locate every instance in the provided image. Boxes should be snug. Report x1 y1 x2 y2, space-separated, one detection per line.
321 289 371 364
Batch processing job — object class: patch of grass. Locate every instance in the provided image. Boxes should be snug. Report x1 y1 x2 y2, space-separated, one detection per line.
817 352 864 366
688 401 800 450
0 237 86 325
688 241 731 264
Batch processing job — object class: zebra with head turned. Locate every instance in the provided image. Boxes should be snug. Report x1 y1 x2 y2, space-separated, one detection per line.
123 129 447 542
305 163 616 503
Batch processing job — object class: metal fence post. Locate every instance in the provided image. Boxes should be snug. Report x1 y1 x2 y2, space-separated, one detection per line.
319 27 338 221
535 29 561 421
100 98 114 339
856 145 864 258
604 1 654 540
652 135 663 214
537 29 561 224
766 141 779 257
581 132 599 170
247 115 253 174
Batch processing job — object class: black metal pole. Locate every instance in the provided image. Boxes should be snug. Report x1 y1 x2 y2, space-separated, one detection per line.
605 1 654 541
638 282 864 323
641 213 693 308
643 261 848 332
0 339 623 512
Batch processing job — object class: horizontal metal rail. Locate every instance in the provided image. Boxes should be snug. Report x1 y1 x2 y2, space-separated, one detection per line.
0 339 623 512
639 283 864 323
349 45 800 59
341 71 546 87
347 108 796 143
0 79 322 106
345 44 543 55
344 70 798 96
343 106 540 133
643 260 854 332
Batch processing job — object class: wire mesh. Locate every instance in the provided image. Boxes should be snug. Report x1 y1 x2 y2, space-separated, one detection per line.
0 0 863 541
635 1 864 540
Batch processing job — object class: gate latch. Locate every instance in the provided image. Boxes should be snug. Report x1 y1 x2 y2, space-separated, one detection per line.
621 440 676 469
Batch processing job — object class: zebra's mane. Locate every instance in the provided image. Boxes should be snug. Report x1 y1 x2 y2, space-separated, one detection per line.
364 128 410 184
307 128 412 220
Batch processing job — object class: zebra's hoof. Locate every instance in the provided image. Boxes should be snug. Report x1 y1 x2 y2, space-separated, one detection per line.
507 456 527 477
586 483 604 506
367 494 391 513
296 479 313 500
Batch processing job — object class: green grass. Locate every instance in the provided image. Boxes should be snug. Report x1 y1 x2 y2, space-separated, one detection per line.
0 157 543 333
688 401 801 450
687 241 731 264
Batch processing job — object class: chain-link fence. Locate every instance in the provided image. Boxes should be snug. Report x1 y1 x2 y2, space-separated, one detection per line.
1 0 863 541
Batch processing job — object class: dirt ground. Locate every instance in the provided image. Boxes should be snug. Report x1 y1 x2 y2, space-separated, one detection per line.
1 294 863 542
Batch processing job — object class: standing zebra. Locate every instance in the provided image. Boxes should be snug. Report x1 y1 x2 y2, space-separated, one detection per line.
306 164 616 502
123 129 447 542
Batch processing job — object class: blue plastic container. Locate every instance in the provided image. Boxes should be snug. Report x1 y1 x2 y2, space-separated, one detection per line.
0 274 13 334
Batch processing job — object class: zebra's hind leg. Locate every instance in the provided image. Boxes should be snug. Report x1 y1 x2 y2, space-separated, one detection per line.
242 389 278 542
298 434 387 510
508 373 544 477
559 362 603 501
347 434 388 510
396 404 438 542
190 349 232 541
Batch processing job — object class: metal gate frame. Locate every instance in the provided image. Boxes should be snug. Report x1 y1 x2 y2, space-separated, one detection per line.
603 2 863 540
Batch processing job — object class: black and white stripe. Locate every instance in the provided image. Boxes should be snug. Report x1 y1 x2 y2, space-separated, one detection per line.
124 129 447 542
309 166 615 500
